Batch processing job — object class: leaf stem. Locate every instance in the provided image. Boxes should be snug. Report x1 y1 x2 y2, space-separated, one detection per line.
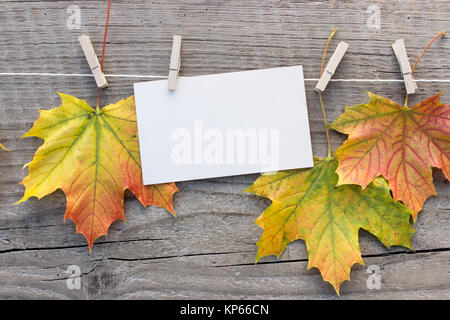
97 0 111 109
411 31 446 74
318 92 331 158
318 28 337 158
404 30 446 107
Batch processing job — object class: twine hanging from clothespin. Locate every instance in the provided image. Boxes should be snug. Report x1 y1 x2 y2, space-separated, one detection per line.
78 34 108 89
168 35 182 90
315 41 349 92
392 39 417 94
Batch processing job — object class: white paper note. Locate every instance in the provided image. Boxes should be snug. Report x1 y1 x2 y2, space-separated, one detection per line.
134 65 313 185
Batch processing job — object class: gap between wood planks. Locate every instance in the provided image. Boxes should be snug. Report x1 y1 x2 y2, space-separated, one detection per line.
1 72 450 82
0 238 449 261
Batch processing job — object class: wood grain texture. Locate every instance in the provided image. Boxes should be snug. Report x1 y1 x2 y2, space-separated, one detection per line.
0 0 449 299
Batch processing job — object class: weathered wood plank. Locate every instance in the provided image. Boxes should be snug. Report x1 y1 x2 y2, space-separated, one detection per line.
0 245 449 299
0 0 448 299
1 1 450 79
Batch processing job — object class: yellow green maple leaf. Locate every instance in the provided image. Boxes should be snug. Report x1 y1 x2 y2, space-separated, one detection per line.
17 93 178 249
245 157 414 294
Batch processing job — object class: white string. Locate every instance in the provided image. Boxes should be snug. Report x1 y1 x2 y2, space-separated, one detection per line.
0 72 167 79
1 72 450 82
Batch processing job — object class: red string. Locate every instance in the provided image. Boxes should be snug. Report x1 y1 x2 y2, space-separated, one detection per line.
97 0 111 108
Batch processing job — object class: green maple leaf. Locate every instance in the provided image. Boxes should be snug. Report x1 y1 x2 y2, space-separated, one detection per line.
245 157 415 294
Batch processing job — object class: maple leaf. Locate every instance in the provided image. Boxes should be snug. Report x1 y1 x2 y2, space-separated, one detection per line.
17 93 178 249
244 157 414 294
329 93 450 220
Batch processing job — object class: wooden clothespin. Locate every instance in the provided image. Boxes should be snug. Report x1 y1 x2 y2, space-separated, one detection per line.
392 39 417 94
168 35 182 90
315 41 349 92
78 34 108 88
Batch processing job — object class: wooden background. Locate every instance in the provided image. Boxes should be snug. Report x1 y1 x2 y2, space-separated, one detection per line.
0 0 449 299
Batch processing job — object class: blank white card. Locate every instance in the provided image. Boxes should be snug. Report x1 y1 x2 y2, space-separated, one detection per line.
134 66 313 185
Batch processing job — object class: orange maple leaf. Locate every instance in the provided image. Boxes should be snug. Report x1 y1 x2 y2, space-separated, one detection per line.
329 92 449 220
17 94 178 249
